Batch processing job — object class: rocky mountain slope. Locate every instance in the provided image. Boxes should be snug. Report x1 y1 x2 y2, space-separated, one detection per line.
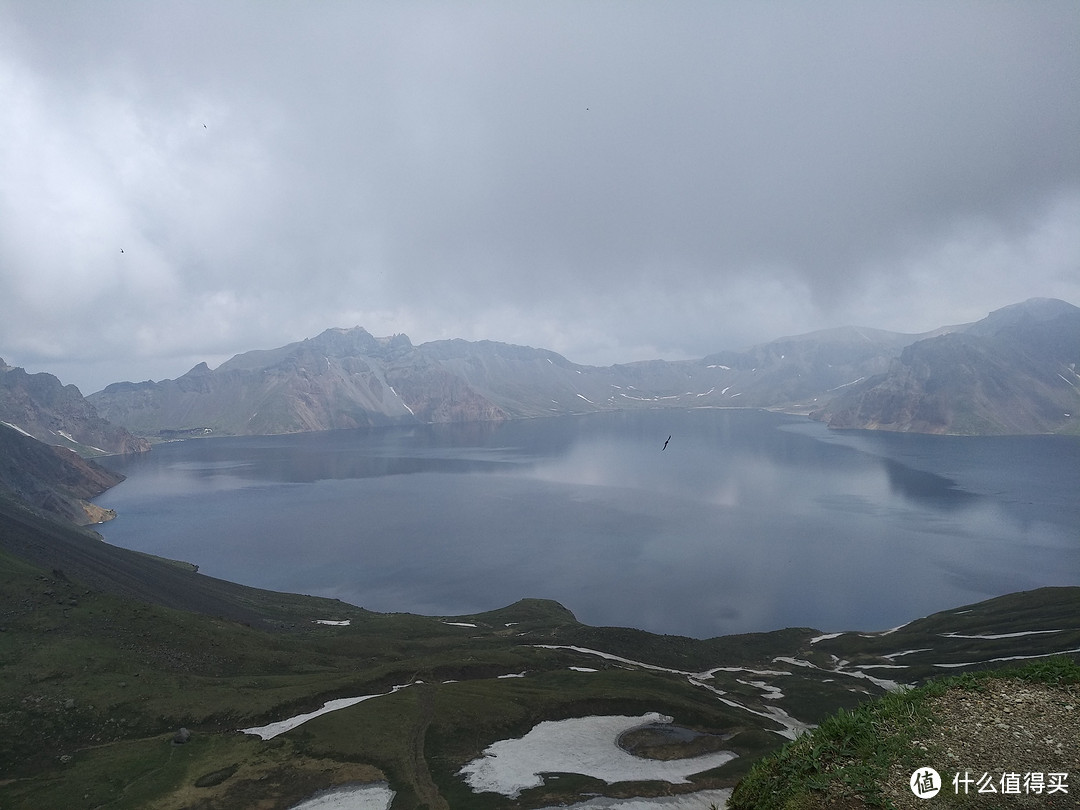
87 328 506 436
87 324 938 438
814 298 1080 434
0 423 124 525
84 298 1079 438
0 359 150 455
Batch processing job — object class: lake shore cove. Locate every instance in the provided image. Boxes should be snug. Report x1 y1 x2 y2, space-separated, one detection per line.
1 503 1078 809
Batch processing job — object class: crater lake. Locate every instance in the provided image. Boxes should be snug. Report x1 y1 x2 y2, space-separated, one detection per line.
92 409 1080 638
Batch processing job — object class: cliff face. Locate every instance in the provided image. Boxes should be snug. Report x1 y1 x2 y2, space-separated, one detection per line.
0 360 151 455
88 324 931 437
0 423 124 525
815 299 1080 434
88 328 508 436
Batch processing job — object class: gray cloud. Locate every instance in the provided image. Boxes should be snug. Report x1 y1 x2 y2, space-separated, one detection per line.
1 1 1078 393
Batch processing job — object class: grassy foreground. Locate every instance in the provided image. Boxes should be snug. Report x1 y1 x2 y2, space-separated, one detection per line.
2 493 1078 809
728 657 1080 810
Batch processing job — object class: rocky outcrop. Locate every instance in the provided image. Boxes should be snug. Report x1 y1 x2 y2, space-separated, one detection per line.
0 422 124 525
0 360 150 455
815 299 1080 434
88 328 508 436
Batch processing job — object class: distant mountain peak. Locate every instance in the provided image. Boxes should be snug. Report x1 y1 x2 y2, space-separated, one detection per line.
79 297 1080 439
815 299 1080 434
0 362 150 455
182 362 213 377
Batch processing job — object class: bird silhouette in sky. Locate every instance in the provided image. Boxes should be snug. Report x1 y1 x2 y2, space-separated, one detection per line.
120 248 124 253
662 435 670 451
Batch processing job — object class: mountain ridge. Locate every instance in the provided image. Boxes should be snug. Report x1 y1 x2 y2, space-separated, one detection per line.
814 298 1080 434
0 359 150 456
72 297 1080 438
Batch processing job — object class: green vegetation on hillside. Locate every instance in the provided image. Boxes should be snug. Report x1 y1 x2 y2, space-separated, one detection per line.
3 491 1078 809
729 657 1080 810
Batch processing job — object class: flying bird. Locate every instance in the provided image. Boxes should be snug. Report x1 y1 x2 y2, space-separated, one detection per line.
120 248 124 253
662 435 670 451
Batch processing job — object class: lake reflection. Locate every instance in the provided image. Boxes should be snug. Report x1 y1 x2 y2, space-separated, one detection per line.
94 410 1080 638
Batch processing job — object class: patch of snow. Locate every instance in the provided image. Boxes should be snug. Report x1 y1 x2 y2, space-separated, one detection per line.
569 667 598 673
809 632 844 644
0 421 33 437
729 392 742 398
55 430 107 453
241 684 412 739
700 666 791 678
772 657 817 670
933 647 1080 669
739 679 784 699
535 645 697 677
535 789 733 810
866 619 916 636
498 672 526 678
288 782 394 810
576 393 595 404
827 377 866 392
851 664 908 670
773 656 905 692
388 386 415 416
314 619 351 626
707 364 731 370
882 649 932 659
536 645 812 740
694 681 810 740
459 713 736 798
695 387 716 397
442 621 478 628
940 629 1066 640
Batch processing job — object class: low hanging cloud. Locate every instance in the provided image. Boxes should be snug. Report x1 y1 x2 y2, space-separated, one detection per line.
1 1 1078 393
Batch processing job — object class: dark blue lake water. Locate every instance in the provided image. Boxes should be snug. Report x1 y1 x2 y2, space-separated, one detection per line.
93 409 1080 638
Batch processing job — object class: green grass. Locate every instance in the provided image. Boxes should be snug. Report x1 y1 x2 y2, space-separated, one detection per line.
4 501 1079 809
728 657 1080 810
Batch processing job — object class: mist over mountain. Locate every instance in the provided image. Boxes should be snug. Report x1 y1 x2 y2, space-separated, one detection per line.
86 324 927 437
79 298 1080 438
814 298 1080 434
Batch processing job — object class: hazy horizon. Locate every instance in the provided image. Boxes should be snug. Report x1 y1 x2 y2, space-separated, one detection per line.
2 2 1078 394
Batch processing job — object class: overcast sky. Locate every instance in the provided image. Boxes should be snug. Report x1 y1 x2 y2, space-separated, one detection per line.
2 1 1078 394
